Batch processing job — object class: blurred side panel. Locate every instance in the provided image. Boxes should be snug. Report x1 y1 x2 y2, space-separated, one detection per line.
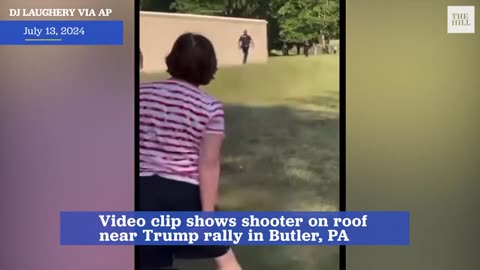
346 1 479 270
0 0 135 269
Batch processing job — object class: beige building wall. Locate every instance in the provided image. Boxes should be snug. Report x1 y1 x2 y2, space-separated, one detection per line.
140 11 268 73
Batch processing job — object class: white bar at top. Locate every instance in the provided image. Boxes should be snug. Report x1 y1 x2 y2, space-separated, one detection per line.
140 11 268 24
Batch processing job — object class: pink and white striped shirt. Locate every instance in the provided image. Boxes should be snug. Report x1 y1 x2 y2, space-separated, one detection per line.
139 79 225 185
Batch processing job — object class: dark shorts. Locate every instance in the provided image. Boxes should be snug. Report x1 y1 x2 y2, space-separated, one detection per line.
137 175 230 269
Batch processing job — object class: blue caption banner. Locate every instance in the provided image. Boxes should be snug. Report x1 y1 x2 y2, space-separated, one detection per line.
0 20 123 45
60 211 410 246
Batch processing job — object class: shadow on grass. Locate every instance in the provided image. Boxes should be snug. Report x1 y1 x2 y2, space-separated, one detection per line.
220 104 339 210
269 53 300 57
287 94 339 111
177 103 339 270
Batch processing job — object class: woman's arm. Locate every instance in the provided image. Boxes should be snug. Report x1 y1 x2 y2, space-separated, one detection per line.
198 133 224 212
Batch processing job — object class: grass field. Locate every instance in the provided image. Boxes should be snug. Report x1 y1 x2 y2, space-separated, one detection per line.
141 55 340 270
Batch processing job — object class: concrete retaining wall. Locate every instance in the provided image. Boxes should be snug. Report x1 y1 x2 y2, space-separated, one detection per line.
140 11 268 73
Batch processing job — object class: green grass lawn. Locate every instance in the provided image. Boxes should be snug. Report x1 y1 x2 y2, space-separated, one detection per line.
141 55 339 270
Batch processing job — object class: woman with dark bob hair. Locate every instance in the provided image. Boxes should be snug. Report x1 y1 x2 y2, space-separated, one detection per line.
139 33 242 270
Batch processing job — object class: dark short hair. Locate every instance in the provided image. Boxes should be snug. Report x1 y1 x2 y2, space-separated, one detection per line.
165 33 217 86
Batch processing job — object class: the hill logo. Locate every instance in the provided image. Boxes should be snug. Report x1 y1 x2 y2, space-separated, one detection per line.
448 6 475 33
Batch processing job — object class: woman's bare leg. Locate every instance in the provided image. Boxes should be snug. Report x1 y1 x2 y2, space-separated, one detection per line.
214 249 242 270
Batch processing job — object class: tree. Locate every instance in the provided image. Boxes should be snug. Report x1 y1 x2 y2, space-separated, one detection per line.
139 0 339 52
169 0 224 15
171 0 260 16
276 0 339 44
140 0 174 12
